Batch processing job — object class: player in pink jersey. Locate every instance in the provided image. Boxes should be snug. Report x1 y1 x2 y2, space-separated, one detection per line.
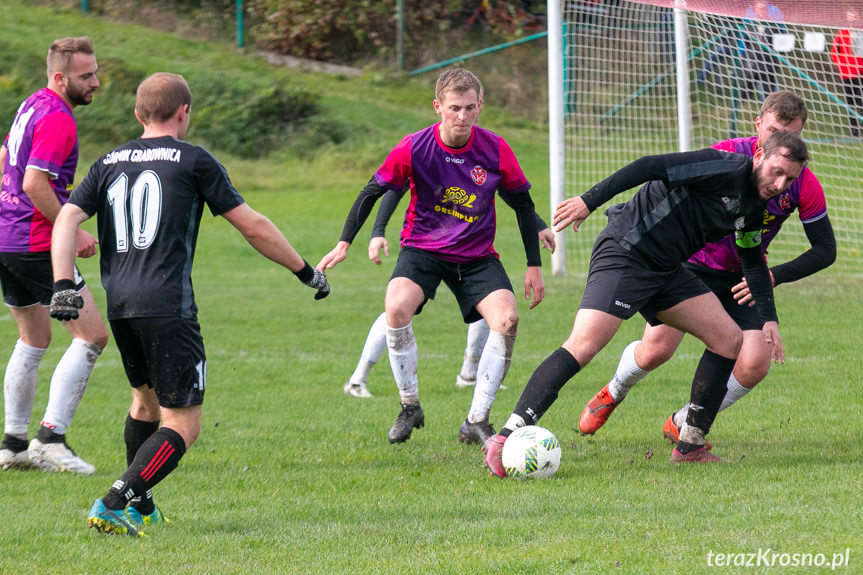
319 69 545 446
577 91 836 440
0 37 108 474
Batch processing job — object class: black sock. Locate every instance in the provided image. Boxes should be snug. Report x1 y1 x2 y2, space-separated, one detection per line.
130 490 155 515
124 414 160 466
35 426 64 444
685 349 736 437
102 428 187 511
513 347 581 425
1 434 28 453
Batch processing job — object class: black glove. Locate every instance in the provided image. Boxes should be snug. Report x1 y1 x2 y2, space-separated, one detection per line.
50 279 84 321
294 261 330 300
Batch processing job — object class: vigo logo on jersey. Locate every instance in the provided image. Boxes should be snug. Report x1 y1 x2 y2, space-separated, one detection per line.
470 165 487 185
442 186 476 208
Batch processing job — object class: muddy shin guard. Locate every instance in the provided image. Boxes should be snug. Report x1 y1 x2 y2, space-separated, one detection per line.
685 349 736 436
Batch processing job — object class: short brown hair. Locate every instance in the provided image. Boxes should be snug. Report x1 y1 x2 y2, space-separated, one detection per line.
760 90 808 125
47 36 94 75
762 130 809 166
135 73 192 125
435 68 483 102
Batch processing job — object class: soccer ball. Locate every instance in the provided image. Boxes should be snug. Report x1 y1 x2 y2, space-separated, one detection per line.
501 425 561 480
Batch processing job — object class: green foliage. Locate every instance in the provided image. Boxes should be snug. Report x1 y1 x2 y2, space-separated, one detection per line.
0 26 330 159
189 76 321 158
247 0 465 64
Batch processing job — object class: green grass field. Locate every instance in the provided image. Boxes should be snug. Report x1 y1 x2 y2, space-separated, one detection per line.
1 2 861 574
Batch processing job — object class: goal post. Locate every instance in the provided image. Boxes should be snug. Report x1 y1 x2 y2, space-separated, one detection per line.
550 0 863 277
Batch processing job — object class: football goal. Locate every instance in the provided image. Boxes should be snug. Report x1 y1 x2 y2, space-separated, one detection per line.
548 0 862 277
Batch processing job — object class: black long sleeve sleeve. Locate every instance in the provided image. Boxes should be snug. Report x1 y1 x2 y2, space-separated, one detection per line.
338 177 390 244
738 245 778 324
371 187 406 238
499 189 541 267
770 214 836 286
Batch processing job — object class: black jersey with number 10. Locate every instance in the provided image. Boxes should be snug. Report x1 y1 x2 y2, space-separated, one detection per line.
69 136 245 320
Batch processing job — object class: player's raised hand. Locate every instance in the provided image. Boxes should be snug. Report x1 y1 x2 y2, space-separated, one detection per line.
553 196 590 232
49 279 84 321
317 241 350 271
368 236 389 265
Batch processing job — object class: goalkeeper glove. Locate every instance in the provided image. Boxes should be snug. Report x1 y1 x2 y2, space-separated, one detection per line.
294 261 330 300
50 279 84 321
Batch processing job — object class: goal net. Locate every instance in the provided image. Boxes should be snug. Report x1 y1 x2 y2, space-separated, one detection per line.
553 0 862 276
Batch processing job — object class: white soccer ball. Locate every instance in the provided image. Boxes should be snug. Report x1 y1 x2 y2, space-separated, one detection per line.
501 425 561 480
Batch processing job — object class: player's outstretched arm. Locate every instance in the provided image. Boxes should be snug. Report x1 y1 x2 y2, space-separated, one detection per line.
222 203 329 299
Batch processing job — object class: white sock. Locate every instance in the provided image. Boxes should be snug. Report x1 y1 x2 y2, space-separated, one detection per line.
503 413 526 433
41 338 102 435
673 374 753 428
4 339 47 437
386 322 419 404
607 340 649 403
459 319 489 381
468 331 514 423
350 312 388 384
718 373 752 413
673 404 690 429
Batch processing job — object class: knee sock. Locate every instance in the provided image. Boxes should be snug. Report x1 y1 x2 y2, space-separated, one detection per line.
607 340 649 403
41 338 102 435
3 340 46 438
349 313 388 384
124 415 161 514
386 322 419 405
467 330 514 423
679 349 736 452
459 319 490 381
510 347 581 430
102 427 186 510
125 414 160 466
718 373 752 412
674 373 753 427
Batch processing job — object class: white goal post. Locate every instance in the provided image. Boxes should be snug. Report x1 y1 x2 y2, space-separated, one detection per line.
549 0 863 277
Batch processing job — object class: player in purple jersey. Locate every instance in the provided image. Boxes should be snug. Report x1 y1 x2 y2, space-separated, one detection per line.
484 130 809 476
577 91 836 441
342 186 556 399
49 73 329 537
0 37 108 474
318 69 545 445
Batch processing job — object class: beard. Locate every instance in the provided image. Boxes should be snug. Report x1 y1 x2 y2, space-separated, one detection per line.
66 83 94 107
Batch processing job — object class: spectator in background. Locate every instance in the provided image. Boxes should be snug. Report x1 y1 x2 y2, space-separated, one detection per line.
830 8 863 137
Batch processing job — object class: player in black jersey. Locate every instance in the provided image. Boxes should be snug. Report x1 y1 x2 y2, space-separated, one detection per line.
48 73 330 536
484 130 809 475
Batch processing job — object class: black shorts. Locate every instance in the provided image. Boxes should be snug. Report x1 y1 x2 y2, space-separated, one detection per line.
110 317 207 408
391 247 514 323
684 262 762 330
0 251 86 307
579 234 711 326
